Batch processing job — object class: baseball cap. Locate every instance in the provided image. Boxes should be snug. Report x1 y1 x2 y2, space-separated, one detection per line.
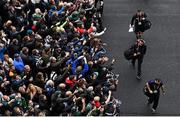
14 53 20 58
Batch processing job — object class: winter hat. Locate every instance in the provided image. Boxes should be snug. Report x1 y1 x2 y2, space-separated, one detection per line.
32 25 37 31
93 72 99 77
14 53 20 58
35 8 41 14
87 86 94 92
93 96 101 108
51 5 57 11
46 80 54 87
94 96 100 102
27 29 33 35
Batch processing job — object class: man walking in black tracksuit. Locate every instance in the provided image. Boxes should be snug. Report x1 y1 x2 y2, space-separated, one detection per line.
131 39 146 79
130 10 147 39
144 79 165 112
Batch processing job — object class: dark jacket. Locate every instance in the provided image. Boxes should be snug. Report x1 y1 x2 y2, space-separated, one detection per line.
8 43 21 58
131 13 147 26
131 44 147 58
131 12 147 32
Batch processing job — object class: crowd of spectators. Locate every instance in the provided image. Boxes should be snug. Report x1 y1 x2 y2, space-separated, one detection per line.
0 0 120 116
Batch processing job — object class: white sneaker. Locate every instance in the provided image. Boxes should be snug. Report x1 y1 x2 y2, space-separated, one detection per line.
151 108 156 113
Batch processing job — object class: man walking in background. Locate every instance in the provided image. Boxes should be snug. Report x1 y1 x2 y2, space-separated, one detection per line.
130 10 151 39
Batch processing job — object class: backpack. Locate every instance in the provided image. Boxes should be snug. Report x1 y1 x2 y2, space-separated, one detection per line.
124 48 134 60
143 19 152 30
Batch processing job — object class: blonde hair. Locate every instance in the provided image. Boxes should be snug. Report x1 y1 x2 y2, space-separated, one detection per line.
94 96 100 101
28 84 36 93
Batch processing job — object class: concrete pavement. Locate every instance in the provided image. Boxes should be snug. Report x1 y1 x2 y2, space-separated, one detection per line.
102 0 180 115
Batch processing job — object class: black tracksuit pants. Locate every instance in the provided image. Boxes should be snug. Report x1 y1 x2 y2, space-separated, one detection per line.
144 91 160 110
132 56 144 76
